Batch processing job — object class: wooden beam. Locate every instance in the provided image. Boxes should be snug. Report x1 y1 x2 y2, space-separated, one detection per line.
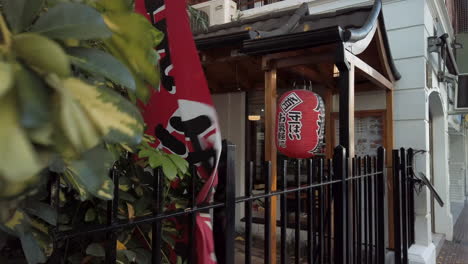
262 50 302 70
287 66 335 91
355 81 379 92
376 25 396 83
262 45 338 70
312 64 336 90
264 64 278 264
274 53 335 69
345 51 393 91
201 55 246 66
288 66 321 82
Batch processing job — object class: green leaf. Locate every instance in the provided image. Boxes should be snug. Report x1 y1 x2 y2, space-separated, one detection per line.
20 232 46 264
29 218 48 234
84 208 96 222
67 253 84 264
118 190 136 202
134 185 144 197
93 0 133 12
48 155 66 173
167 154 189 175
138 149 153 159
161 155 177 181
60 89 101 153
0 61 13 98
0 94 41 184
68 146 116 200
31 229 53 257
67 47 136 92
29 122 54 146
64 78 144 146
24 201 57 226
188 5 209 33
31 3 112 40
134 248 150 264
134 196 150 216
1 0 45 33
14 65 50 129
13 33 71 77
161 232 175 249
58 214 70 225
119 177 131 191
148 154 163 169
86 243 105 257
122 250 137 262
1 210 29 235
103 12 163 100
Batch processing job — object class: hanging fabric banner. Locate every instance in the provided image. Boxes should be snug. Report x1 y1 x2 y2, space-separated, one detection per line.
136 0 221 263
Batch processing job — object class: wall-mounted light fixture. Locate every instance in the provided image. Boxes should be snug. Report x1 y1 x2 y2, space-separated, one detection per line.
428 33 451 83
333 65 340 77
248 115 261 121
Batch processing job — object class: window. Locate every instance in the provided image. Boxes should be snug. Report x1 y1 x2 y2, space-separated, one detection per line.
455 0 468 33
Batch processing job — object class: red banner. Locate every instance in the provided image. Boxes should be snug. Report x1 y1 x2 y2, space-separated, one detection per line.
136 0 221 263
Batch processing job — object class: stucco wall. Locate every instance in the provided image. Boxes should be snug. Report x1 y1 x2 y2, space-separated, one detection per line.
383 1 453 262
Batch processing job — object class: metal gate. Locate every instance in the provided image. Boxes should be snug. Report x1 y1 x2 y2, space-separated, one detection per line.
392 148 416 264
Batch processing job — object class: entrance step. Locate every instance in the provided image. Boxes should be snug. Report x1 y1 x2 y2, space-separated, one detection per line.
432 233 446 256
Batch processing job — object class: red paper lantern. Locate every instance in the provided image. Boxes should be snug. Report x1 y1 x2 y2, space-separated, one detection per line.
276 90 325 158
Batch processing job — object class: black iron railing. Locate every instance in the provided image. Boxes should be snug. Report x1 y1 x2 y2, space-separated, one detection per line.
47 142 394 264
393 148 416 264
229 144 388 264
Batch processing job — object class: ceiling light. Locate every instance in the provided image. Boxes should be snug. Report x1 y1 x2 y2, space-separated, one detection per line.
248 115 261 121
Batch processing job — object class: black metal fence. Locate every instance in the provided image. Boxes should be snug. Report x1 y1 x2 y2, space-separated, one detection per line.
393 148 416 264
46 142 420 264
234 145 388 264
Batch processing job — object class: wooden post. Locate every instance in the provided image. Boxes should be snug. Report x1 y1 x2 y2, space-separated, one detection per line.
336 46 354 262
336 59 355 157
386 89 395 248
325 88 334 159
264 64 278 264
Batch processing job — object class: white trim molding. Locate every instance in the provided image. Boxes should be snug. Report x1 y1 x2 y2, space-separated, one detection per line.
427 0 455 39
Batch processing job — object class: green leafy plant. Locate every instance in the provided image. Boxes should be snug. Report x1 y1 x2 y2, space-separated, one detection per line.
0 0 199 263
188 5 209 33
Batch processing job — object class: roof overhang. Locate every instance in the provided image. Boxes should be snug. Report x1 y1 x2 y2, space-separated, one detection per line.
194 0 400 81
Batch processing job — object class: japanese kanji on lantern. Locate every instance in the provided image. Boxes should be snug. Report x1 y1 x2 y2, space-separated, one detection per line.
276 90 325 158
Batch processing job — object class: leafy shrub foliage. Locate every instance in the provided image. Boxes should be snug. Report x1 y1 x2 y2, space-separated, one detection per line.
0 0 193 263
